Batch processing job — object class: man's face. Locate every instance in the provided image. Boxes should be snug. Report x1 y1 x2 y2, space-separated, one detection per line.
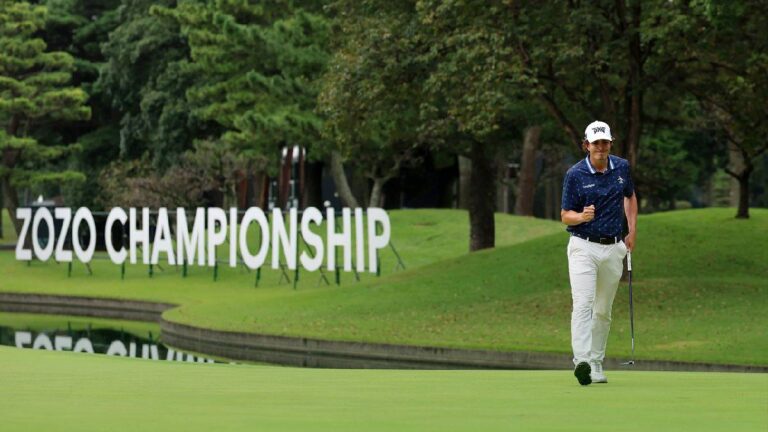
589 140 612 159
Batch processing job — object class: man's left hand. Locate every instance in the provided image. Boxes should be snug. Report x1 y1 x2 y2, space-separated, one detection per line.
624 231 636 252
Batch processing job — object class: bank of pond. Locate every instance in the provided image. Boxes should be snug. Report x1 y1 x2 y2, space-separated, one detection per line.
0 313 218 364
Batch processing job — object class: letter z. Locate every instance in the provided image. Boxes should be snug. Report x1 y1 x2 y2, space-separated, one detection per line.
16 208 32 260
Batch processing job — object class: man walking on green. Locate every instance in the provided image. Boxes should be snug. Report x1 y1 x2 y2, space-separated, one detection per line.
560 121 638 385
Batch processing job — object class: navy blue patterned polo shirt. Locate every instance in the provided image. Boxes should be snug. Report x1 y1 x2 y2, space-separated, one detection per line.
561 154 635 238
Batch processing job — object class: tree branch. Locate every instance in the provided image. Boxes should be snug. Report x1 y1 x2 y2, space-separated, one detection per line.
723 167 742 180
539 92 582 151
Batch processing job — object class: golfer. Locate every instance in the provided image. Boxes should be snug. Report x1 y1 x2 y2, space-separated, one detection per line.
561 120 638 386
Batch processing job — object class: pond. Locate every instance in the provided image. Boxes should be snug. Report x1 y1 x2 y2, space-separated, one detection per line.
0 312 217 364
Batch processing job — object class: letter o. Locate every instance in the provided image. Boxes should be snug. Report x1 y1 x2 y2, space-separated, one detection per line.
32 334 54 350
72 207 96 263
32 207 55 261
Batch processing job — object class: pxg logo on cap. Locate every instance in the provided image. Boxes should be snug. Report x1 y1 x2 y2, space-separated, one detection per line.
585 121 613 143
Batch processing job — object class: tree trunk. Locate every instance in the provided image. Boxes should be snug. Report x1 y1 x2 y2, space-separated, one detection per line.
328 150 360 208
352 168 369 208
727 141 744 207
495 152 509 213
249 170 267 208
369 178 386 208
726 145 753 219
615 0 643 170
458 155 472 209
514 126 541 216
469 141 496 252
301 161 323 209
259 174 270 209
1 176 21 237
736 170 750 219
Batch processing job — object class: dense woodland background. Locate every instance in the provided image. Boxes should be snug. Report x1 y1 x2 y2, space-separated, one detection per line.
1 0 766 251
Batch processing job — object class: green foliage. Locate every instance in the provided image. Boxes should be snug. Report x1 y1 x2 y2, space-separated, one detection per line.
636 131 699 210
25 0 123 209
318 0 424 182
97 138 247 208
415 0 527 142
0 0 763 230
684 1 767 156
0 1 90 200
652 1 768 215
157 0 331 172
96 0 205 166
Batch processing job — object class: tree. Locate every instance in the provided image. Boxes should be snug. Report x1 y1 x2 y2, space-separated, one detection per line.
36 0 122 209
97 139 244 208
97 0 206 167
318 0 424 208
325 0 545 250
674 1 768 218
514 126 541 216
416 0 531 251
510 0 688 170
635 131 698 211
156 0 330 195
0 1 90 235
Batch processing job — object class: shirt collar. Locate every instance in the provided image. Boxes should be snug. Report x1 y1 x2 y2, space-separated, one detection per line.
584 154 614 174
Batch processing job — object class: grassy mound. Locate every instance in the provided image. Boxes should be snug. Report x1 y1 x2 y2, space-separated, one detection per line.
0 209 562 302
1 346 765 432
2 208 766 365
163 208 767 365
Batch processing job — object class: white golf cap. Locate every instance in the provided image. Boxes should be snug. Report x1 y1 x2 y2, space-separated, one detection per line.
584 121 613 143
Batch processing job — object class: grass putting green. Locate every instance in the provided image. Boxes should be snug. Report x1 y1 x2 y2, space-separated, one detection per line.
0 346 765 432
2 208 766 365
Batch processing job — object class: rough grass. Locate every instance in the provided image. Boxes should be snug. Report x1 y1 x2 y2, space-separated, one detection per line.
0 346 765 432
0 208 16 246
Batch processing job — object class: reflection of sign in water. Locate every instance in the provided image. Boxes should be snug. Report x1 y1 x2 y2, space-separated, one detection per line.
5 329 214 363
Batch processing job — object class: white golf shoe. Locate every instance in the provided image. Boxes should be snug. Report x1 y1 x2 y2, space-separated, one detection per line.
590 361 608 383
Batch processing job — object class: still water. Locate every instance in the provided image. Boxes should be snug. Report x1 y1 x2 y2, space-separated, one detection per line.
0 313 216 364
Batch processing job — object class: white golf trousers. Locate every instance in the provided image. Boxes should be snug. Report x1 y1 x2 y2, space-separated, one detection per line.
567 236 627 365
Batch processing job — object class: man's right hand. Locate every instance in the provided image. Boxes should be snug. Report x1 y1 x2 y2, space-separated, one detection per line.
581 205 595 223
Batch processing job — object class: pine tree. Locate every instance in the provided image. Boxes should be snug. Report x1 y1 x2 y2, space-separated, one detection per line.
154 0 330 171
0 0 91 235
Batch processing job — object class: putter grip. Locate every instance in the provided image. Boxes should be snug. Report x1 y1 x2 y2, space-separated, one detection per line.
627 251 632 271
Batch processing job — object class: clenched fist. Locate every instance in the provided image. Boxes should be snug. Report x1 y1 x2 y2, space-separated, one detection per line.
581 205 595 223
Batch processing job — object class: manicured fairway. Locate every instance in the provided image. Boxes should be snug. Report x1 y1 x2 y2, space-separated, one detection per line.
0 346 765 432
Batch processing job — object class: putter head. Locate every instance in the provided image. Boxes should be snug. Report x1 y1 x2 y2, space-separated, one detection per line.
622 360 635 366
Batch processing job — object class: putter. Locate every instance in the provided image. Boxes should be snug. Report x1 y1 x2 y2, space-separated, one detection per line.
622 251 635 366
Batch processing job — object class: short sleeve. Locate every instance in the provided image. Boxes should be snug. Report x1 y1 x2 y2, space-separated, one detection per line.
623 165 635 197
561 171 582 211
